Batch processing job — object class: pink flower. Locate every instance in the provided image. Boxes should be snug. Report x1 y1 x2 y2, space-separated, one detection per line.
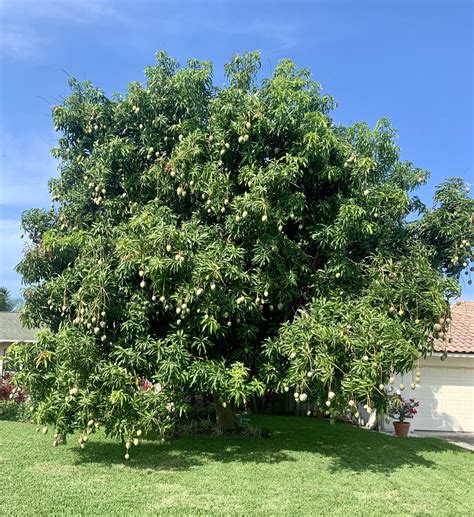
141 379 152 391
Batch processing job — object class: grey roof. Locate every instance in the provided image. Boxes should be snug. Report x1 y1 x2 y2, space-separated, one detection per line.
0 312 38 342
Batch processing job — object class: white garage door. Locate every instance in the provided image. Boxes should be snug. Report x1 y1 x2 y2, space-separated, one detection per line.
407 361 474 432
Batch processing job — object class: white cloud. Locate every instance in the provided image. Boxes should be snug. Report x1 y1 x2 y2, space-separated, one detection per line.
0 218 24 297
0 129 58 209
0 23 45 60
0 0 123 23
0 128 54 296
0 0 128 61
0 0 301 63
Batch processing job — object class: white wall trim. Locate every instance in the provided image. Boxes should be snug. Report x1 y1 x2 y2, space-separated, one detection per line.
0 340 36 344
432 352 474 359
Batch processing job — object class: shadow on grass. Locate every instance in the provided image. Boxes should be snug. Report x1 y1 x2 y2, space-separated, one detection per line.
72 416 467 475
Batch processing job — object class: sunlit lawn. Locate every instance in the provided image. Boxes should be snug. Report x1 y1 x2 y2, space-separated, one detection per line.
1 416 473 515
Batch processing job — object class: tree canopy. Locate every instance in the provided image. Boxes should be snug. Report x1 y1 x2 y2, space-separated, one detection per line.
11 52 473 451
0 287 18 312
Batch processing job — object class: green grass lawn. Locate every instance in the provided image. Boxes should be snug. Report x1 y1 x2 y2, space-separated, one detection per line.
1 416 473 516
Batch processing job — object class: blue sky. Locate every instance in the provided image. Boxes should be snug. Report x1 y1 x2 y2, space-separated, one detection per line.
0 0 472 300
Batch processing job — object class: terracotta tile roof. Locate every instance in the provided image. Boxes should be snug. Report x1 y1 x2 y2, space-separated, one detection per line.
434 301 474 355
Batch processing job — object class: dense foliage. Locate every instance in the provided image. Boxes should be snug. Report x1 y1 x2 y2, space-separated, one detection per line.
0 287 15 311
11 52 473 452
0 401 31 422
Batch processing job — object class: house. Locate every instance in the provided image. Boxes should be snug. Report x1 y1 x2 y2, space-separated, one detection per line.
392 301 474 433
0 312 38 377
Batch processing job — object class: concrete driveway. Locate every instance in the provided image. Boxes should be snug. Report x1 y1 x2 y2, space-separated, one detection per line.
413 431 474 451
382 430 474 450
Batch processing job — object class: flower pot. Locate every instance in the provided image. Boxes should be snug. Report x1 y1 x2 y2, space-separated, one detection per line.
393 421 410 437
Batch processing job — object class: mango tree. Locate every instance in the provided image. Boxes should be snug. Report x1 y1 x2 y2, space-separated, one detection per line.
12 52 473 457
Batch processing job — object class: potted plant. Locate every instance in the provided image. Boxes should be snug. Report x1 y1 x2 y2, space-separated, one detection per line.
388 394 419 437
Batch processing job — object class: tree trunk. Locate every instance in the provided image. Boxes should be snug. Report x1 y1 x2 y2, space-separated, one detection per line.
213 393 236 431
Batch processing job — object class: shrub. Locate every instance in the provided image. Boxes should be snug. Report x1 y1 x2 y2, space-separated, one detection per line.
0 401 31 421
388 394 419 422
0 373 26 403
